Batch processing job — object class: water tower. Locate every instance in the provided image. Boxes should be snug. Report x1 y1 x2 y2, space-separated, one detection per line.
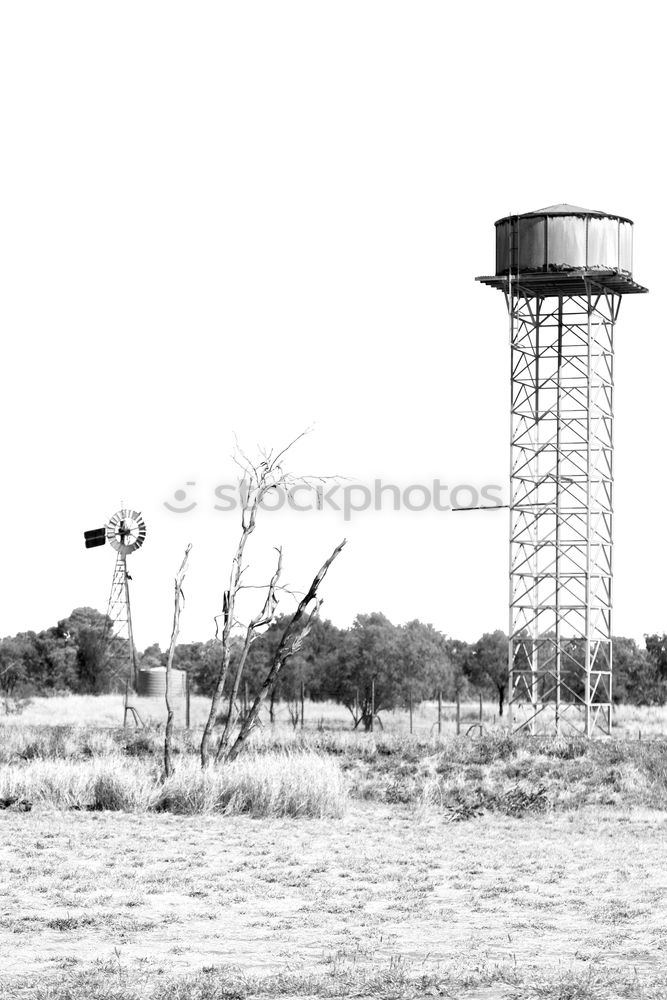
477 205 647 737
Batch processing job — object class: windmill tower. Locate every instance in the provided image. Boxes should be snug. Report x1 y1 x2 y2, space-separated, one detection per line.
84 508 147 689
477 205 647 737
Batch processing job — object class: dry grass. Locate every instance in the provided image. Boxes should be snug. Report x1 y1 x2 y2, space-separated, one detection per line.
6 692 667 740
368 732 667 814
0 751 347 818
156 754 348 818
2 725 667 817
611 702 667 738
5 960 664 999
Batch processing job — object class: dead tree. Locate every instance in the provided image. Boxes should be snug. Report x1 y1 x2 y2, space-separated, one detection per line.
164 544 192 778
224 539 345 763
199 435 344 767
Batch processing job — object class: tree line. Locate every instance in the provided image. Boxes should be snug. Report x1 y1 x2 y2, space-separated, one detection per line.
2 606 666 720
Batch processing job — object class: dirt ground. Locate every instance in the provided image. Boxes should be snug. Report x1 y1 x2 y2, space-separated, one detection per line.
1 802 666 995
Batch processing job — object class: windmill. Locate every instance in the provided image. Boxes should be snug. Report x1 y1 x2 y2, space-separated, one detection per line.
84 509 147 689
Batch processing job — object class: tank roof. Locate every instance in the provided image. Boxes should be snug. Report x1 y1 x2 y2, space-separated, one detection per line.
496 203 633 225
528 203 605 216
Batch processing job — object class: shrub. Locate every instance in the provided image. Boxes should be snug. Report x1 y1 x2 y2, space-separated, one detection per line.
385 776 421 805
121 729 164 758
439 733 517 766
493 781 549 816
92 762 157 811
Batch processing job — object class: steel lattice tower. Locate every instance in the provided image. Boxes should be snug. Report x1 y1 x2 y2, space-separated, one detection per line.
478 205 647 736
103 550 139 688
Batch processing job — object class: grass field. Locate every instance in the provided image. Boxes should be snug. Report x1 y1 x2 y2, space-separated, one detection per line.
1 696 666 999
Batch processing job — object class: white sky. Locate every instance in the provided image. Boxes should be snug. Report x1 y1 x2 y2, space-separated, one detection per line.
1 2 664 651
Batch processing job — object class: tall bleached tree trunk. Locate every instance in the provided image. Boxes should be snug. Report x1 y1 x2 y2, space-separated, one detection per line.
164 545 192 779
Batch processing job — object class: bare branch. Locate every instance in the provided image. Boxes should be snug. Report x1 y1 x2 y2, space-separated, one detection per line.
270 427 313 467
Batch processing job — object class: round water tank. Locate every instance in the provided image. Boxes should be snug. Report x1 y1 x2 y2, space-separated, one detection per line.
495 204 633 277
136 667 187 697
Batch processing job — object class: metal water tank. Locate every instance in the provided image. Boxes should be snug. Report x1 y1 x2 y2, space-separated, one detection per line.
136 667 187 697
495 204 634 277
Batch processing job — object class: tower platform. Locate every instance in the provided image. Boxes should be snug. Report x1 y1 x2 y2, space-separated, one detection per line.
476 270 648 299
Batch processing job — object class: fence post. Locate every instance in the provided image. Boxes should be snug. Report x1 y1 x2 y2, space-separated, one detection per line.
438 689 442 740
185 671 191 730
479 692 483 722
456 691 461 736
